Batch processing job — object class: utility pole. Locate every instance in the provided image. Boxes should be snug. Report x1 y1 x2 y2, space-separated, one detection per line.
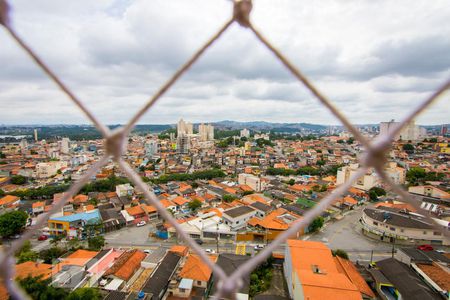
391 237 395 258
216 223 219 254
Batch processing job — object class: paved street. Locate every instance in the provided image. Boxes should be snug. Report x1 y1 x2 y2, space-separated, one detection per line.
31 203 407 264
308 203 394 262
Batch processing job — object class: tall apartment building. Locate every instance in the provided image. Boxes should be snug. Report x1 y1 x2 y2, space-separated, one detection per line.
177 118 193 137
240 128 250 138
238 173 265 192
35 161 68 178
34 129 38 142
199 123 214 141
380 119 426 141
60 138 70 154
336 163 379 191
177 135 190 154
145 140 159 157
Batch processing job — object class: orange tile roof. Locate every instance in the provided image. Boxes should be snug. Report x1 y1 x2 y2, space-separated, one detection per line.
160 199 175 208
126 205 145 216
239 184 253 192
83 204 96 212
170 245 189 256
32 201 45 208
15 261 52 280
224 187 238 195
374 202 417 212
73 194 88 203
179 254 217 282
253 208 301 231
114 250 146 281
334 256 375 298
56 249 98 272
417 263 450 291
343 196 358 205
289 184 312 192
172 196 190 206
287 240 362 300
104 249 146 281
0 195 20 206
142 205 157 214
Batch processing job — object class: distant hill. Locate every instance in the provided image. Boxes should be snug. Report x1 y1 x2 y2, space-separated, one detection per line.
211 120 327 132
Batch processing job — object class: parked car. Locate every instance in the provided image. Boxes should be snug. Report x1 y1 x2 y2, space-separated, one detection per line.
37 235 48 241
205 249 215 253
136 221 147 227
144 249 152 254
417 244 433 251
195 238 203 245
254 244 264 250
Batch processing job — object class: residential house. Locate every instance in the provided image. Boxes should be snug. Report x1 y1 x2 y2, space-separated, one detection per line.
0 195 20 209
48 209 102 238
169 254 218 299
32 201 45 215
222 206 256 230
209 254 251 299
142 252 182 300
104 249 146 283
284 240 370 300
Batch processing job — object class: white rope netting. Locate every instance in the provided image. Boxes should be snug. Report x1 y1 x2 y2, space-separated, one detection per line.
0 0 449 299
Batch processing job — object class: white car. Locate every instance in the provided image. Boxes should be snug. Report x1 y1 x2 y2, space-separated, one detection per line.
136 221 147 227
144 249 152 254
254 244 264 250
205 249 216 254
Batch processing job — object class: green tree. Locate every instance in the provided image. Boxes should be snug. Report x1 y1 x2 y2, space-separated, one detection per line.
346 137 355 144
406 167 444 186
0 210 28 237
332 249 349 259
368 186 386 201
0 151 5 158
17 276 68 300
67 288 101 300
316 160 326 166
17 241 39 263
222 194 237 203
39 247 66 264
10 175 27 185
287 179 295 186
402 143 414 151
428 137 438 143
242 190 254 196
308 216 324 232
0 188 4 197
88 236 105 251
187 199 202 211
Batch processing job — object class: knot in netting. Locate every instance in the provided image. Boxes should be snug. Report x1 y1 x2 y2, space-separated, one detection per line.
233 0 252 27
217 277 243 299
361 141 389 170
105 128 126 160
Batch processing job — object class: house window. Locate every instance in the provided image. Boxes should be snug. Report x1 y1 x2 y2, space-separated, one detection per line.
400 229 404 233
373 221 378 226
423 231 427 235
390 227 395 231
197 281 202 285
433 231 441 236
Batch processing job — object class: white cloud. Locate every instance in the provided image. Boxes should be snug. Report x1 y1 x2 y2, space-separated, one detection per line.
0 0 449 125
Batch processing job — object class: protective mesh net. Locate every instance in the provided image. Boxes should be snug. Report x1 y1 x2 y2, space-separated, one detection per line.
0 1 449 299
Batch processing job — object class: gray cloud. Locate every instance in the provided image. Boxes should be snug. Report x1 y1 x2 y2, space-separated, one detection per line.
0 0 449 125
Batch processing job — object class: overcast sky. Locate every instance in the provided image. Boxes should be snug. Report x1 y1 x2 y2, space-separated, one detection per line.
0 0 449 125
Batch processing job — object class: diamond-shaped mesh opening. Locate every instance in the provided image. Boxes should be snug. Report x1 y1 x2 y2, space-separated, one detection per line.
0 0 449 299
